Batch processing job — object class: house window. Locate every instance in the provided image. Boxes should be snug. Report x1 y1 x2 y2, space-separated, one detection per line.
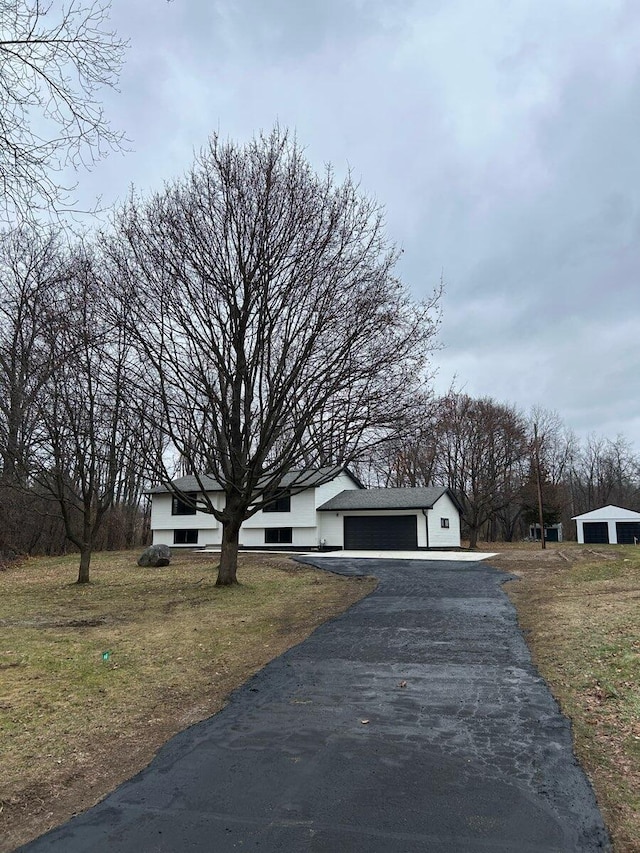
172 493 197 516
174 529 198 544
440 518 450 529
263 491 291 513
265 527 293 544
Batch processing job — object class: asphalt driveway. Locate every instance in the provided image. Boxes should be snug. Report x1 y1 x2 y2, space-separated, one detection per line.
19 558 610 852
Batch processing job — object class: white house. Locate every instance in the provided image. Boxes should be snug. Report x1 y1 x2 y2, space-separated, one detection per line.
573 505 640 545
148 467 462 551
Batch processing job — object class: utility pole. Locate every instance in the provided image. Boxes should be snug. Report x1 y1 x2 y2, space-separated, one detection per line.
534 422 546 550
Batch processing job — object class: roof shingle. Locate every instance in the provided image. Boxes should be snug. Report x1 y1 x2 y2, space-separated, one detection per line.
147 466 361 495
317 486 451 511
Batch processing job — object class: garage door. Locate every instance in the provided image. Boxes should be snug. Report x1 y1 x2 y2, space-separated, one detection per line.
583 522 609 544
615 522 640 545
344 516 417 550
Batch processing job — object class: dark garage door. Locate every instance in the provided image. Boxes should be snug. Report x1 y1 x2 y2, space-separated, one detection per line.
616 522 640 545
344 516 417 550
583 522 609 544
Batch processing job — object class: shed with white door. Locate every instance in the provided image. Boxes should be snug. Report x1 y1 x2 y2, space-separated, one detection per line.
572 505 640 545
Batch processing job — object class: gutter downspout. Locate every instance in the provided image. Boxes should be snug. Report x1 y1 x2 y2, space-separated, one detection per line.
422 509 429 549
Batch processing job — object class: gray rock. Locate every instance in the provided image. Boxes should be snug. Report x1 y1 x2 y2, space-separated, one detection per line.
138 544 172 568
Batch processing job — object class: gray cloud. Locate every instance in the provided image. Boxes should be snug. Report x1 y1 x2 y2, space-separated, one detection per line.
72 0 640 448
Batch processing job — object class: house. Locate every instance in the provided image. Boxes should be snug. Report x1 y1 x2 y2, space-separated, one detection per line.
573 505 640 545
148 467 462 551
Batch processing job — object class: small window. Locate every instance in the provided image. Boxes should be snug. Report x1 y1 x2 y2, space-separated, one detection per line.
265 527 293 544
263 491 291 513
172 493 197 516
174 529 198 544
440 518 450 529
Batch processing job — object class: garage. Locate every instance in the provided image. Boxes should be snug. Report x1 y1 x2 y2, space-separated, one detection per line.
573 505 640 545
317 485 462 549
344 515 418 550
582 522 609 544
615 522 640 545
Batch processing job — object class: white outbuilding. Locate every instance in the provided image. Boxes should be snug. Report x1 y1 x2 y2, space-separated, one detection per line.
572 505 640 545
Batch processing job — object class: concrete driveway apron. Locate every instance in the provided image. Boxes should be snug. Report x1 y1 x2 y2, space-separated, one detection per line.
19 558 611 852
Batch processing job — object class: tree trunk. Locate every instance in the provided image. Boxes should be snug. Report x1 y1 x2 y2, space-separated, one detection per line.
217 519 241 586
77 546 91 584
468 527 479 549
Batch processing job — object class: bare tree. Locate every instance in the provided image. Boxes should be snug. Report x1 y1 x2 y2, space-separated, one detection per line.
32 244 145 582
0 225 67 482
111 128 441 584
518 407 578 542
434 393 528 547
355 392 442 488
0 0 127 220
570 433 640 515
0 225 70 558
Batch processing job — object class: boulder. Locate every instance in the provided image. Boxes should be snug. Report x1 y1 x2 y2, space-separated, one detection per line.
137 544 172 568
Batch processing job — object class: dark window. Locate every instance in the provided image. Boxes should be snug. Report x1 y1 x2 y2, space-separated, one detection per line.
172 493 197 516
174 529 198 545
265 527 293 544
263 491 291 513
440 518 450 529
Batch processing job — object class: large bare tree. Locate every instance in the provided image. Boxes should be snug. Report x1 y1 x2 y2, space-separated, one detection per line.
433 393 528 547
0 0 127 220
0 226 69 557
32 244 150 582
0 225 66 483
111 128 441 584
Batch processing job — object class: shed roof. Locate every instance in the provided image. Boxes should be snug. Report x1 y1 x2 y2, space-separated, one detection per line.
572 504 640 521
317 486 458 512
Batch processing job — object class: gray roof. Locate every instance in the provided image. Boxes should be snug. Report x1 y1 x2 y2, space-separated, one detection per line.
147 466 363 495
317 486 454 512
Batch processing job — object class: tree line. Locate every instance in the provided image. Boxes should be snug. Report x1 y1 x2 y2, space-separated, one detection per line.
358 395 640 547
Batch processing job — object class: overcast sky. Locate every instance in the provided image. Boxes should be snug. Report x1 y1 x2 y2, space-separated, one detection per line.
76 0 640 449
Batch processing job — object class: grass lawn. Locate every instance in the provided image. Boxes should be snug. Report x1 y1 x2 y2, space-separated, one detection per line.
0 550 375 852
488 542 640 853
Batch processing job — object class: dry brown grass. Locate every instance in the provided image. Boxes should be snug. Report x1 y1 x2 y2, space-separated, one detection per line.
0 550 375 852
491 542 640 853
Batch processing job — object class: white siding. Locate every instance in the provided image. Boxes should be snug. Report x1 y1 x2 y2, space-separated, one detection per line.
240 526 318 548
315 471 362 504
243 487 316 529
149 474 463 551
317 511 344 547
151 492 222 547
315 472 363 548
576 519 618 545
427 494 461 548
152 527 222 548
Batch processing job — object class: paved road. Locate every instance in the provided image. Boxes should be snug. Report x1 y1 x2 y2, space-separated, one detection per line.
19 558 610 852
